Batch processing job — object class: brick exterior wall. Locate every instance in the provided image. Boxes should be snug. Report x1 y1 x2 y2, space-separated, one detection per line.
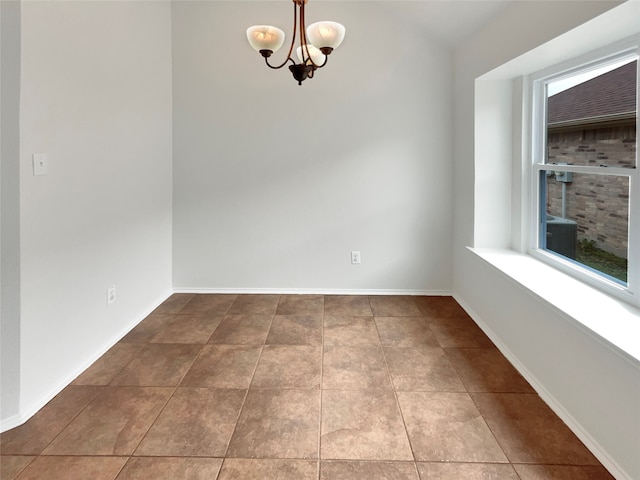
546 125 635 258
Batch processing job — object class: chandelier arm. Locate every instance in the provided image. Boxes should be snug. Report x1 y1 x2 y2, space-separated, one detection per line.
285 2 299 64
263 2 299 70
315 55 329 69
300 2 309 63
299 2 326 69
264 56 296 69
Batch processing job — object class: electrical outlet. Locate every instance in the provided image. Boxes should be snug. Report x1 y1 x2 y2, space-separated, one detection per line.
107 286 116 305
351 251 361 264
33 153 48 176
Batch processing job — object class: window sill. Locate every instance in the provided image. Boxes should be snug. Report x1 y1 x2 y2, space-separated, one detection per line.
469 247 640 366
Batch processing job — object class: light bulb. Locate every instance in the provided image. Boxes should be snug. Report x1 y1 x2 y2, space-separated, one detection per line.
296 45 326 66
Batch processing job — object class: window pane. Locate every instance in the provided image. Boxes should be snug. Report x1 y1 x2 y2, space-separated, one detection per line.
546 59 637 168
542 171 629 284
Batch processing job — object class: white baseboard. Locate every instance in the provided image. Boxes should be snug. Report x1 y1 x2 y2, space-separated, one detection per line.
172 287 453 296
0 290 171 433
0 413 23 434
452 293 631 480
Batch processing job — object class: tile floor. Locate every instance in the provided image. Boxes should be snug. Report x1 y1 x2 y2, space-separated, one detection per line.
1 294 615 479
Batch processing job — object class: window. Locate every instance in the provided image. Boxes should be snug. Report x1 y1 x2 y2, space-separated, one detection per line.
530 40 639 306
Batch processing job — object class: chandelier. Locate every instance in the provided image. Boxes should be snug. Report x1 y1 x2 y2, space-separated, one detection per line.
246 0 345 86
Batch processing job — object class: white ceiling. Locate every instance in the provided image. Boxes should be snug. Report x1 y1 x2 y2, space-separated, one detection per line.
374 0 514 48
240 0 514 49
241 0 514 48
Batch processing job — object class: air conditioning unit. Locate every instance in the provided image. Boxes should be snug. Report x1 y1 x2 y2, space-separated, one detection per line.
546 214 577 259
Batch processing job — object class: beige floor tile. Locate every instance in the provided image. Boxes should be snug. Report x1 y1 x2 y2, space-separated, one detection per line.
321 460 419 479
266 315 322 346
43 386 172 456
178 294 237 315
415 296 468 319
153 293 195 314
427 316 494 348
208 315 272 345
120 313 175 343
472 393 600 465
150 314 223 344
321 389 413 461
369 296 422 316
181 345 261 389
73 343 141 385
135 388 245 457
110 343 201 386
10 295 615 480
252 346 321 388
445 348 534 393
513 464 616 480
323 316 380 346
227 389 320 459
384 347 465 392
14 456 127 480
276 295 324 315
416 462 519 479
227 295 280 315
397 391 507 463
117 458 223 480
218 459 318 480
323 345 392 390
0 386 101 455
324 296 372 316
375 317 439 348
0 456 35 480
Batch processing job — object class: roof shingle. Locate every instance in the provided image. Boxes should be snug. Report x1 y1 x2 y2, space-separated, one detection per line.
547 60 637 125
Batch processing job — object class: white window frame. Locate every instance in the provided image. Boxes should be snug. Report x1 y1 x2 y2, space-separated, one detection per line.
528 37 639 308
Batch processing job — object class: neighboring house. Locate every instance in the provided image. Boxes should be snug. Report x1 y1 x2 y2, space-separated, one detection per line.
546 60 637 258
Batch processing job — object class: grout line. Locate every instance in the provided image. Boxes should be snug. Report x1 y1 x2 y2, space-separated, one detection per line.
221 345 264 458
220 310 275 459
512 462 525 480
374 314 419 465
129 382 181 455
113 456 129 479
223 295 235 315
103 343 146 386
318 297 325 480
26 385 104 457
172 293 196 315
215 457 226 480
274 295 285 317
200 315 224 345
467 392 512 468
413 461 422 478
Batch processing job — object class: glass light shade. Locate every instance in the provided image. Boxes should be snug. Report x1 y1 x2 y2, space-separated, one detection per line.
296 45 326 65
246 25 285 53
306 21 345 49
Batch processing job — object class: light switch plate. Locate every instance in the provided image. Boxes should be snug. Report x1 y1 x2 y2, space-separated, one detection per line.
33 153 48 176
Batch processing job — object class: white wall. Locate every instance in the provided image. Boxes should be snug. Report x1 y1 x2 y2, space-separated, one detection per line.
453 1 640 478
8 9 636 479
1 0 22 423
172 1 453 293
2 0 174 429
